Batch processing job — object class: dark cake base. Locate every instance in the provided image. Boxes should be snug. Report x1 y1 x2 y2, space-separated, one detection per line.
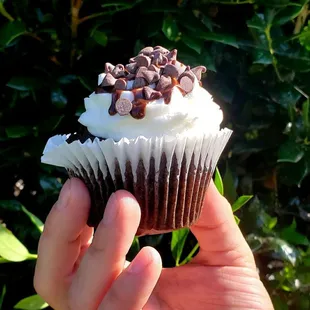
68 151 213 235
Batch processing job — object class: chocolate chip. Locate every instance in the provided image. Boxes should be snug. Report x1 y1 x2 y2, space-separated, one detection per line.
112 64 125 78
134 55 151 68
139 46 154 56
156 75 172 91
136 66 148 78
125 63 137 74
191 66 207 80
104 62 115 73
143 86 162 100
179 70 195 83
115 79 127 90
154 46 169 54
101 73 117 87
163 64 180 78
167 49 177 61
151 51 163 66
115 98 132 116
126 73 136 80
133 77 147 89
142 70 160 84
148 64 160 73
179 76 194 93
160 55 168 65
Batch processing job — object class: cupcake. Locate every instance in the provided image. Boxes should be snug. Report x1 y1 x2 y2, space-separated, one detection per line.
41 46 232 234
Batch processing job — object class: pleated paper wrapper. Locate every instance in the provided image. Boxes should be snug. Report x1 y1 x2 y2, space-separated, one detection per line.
41 129 232 234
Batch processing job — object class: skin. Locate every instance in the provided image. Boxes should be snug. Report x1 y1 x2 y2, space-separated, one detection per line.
34 178 274 310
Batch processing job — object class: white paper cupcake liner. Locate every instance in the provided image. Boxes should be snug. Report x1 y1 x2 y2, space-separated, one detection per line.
41 129 232 231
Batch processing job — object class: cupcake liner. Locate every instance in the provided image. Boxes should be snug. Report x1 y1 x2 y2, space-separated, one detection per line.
42 129 232 232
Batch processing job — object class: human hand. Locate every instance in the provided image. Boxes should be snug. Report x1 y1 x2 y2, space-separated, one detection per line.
34 178 274 310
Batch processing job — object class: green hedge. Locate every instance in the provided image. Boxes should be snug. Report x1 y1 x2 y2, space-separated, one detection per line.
0 0 310 309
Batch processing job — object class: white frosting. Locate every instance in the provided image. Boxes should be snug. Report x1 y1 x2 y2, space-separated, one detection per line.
79 75 223 140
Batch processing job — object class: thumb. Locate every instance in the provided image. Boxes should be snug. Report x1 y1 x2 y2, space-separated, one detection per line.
190 180 256 269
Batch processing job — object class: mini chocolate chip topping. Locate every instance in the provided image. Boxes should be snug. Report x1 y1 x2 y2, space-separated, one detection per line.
95 46 207 119
115 98 132 116
115 79 127 90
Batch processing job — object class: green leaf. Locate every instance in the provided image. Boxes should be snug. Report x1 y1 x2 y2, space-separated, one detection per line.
0 21 26 48
162 16 180 41
171 228 190 266
6 76 44 91
272 296 289 310
0 285 6 309
58 75 77 85
214 167 224 195
280 219 309 246
269 83 301 109
268 217 278 230
92 30 108 47
0 200 22 211
253 50 273 65
223 162 237 204
278 140 304 163
179 243 199 266
182 33 203 54
234 215 240 225
14 295 48 310
0 225 30 262
256 0 290 8
197 32 239 48
232 195 253 212
51 88 67 108
247 234 299 265
273 5 305 25
278 157 309 186
5 126 33 138
144 234 164 247
131 237 140 253
21 207 44 233
39 176 62 194
302 99 310 135
247 13 267 31
277 50 310 72
299 21 310 51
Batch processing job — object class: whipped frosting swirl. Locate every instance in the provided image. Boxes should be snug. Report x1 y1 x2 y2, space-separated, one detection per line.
78 46 223 140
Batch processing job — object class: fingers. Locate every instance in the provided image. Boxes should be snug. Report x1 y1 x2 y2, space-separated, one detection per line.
99 247 162 310
34 178 92 308
68 190 141 310
191 180 256 269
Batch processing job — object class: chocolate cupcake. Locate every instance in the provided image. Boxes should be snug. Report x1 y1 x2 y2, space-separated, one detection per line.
41 46 232 234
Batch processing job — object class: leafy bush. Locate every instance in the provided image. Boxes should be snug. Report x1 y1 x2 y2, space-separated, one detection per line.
0 0 310 309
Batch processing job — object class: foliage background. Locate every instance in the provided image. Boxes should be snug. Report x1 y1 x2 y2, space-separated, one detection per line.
0 0 310 309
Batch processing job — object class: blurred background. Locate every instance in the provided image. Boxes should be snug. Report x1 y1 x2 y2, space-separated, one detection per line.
0 0 310 309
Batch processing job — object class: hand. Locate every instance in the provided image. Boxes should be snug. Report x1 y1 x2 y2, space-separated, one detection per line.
34 178 274 310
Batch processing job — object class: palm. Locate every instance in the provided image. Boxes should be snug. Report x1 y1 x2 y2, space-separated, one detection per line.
147 264 268 310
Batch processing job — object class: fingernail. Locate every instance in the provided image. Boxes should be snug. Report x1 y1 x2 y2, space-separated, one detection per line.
56 179 71 208
102 193 117 225
129 248 161 274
